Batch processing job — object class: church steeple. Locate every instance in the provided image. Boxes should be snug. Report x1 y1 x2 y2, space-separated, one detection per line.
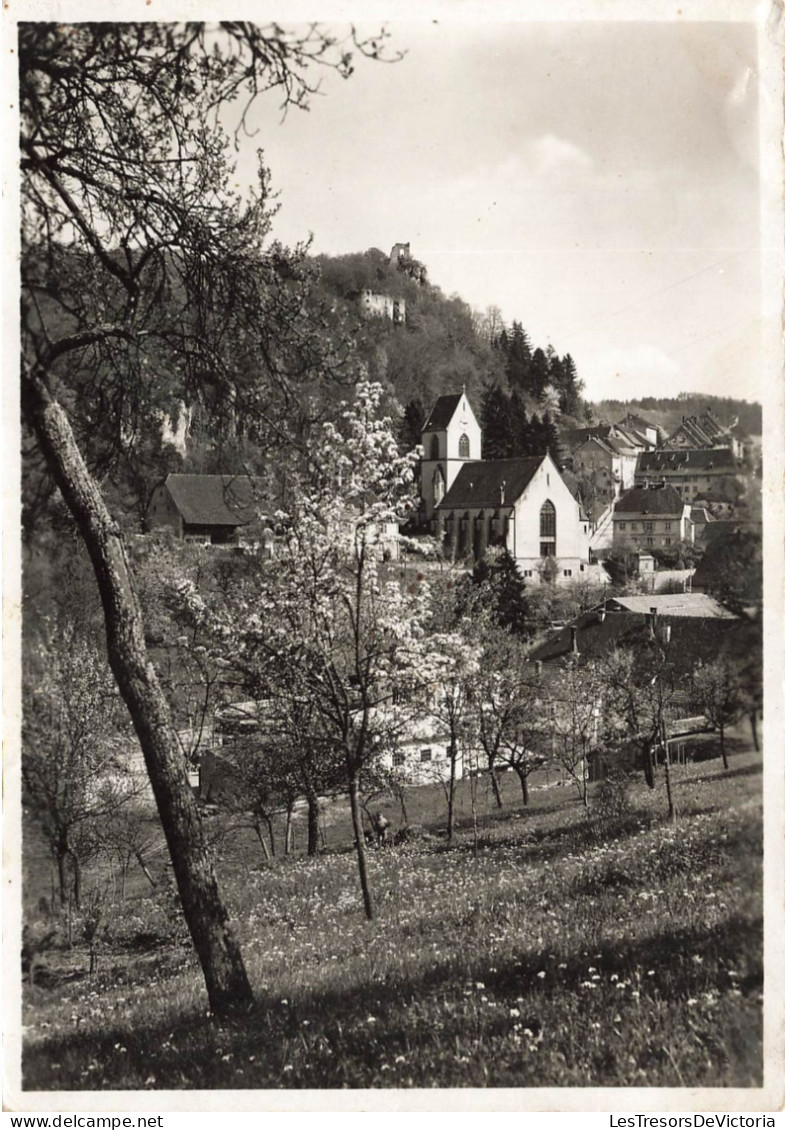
419 391 482 522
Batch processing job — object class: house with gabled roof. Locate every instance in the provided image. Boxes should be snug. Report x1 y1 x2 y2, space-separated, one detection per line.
664 410 743 457
146 473 264 545
573 434 638 503
528 596 746 675
615 412 661 448
612 483 692 551
634 447 739 502
434 452 601 583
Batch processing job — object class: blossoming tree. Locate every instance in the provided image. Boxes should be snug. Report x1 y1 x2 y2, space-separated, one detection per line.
182 382 459 918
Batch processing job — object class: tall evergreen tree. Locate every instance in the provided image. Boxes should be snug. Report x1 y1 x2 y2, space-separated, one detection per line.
481 383 513 460
529 347 550 400
506 321 533 394
508 389 530 457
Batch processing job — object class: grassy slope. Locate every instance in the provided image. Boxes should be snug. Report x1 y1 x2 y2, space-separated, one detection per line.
21 743 762 1091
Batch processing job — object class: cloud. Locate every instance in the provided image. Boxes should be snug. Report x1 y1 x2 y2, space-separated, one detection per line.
528 134 594 178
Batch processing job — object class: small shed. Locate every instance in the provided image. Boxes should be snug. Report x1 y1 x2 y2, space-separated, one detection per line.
146 474 261 544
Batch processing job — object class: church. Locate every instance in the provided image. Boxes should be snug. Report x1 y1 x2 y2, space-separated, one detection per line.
421 392 601 583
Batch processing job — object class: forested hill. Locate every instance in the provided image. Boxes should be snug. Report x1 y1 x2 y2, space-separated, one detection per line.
590 396 761 438
313 246 584 455
313 248 761 454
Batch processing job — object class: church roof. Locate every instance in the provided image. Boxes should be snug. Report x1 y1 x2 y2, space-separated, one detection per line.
423 394 463 431
438 457 542 509
161 474 260 527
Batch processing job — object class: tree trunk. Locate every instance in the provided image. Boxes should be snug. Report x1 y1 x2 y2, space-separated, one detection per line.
749 711 759 752
71 851 82 910
252 819 271 862
516 767 529 807
134 850 157 889
56 846 68 907
348 775 374 920
306 792 320 856
719 722 728 769
661 722 675 822
643 742 656 789
489 765 503 809
447 740 458 842
264 813 276 859
23 373 253 1017
284 805 294 856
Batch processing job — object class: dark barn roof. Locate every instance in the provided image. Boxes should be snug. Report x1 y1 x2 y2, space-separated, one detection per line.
423 394 463 432
162 474 260 527
438 457 542 510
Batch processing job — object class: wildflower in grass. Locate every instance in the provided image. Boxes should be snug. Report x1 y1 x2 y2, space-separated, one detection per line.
537 971 546 980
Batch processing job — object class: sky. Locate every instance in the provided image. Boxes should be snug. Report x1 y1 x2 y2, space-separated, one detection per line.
231 18 762 404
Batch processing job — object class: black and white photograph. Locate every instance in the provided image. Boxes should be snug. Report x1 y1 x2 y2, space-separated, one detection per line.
5 0 783 1110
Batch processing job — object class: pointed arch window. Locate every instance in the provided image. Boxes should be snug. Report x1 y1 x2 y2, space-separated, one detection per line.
540 499 556 557
433 466 445 507
430 434 440 461
459 433 470 459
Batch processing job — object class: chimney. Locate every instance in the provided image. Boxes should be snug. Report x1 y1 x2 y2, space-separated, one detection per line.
570 626 579 654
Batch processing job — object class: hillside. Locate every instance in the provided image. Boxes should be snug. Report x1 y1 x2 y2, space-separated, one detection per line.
311 247 761 450
589 396 761 438
23 738 762 1089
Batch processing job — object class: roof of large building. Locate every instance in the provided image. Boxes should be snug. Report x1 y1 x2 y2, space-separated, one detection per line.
604 593 735 617
528 603 753 674
160 474 260 527
614 485 685 515
423 394 463 432
562 425 614 448
637 448 737 474
438 457 543 510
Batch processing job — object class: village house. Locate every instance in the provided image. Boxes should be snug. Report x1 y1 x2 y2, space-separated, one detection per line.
612 483 692 551
573 434 638 502
530 594 741 670
145 474 266 546
664 410 744 458
634 447 741 502
526 595 756 776
615 412 661 448
561 421 653 471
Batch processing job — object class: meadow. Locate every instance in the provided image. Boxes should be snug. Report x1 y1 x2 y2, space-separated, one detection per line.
20 734 763 1091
